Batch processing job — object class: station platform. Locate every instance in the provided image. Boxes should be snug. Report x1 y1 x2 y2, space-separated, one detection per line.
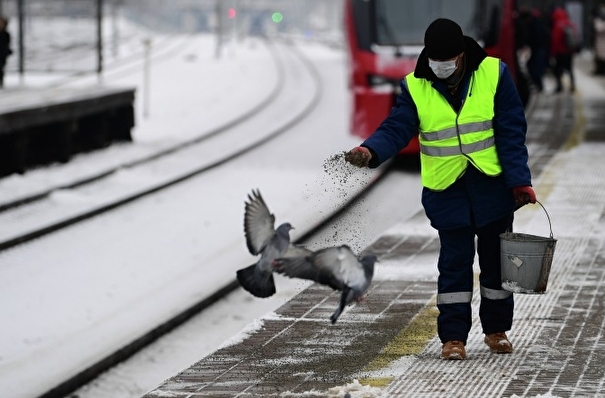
0 84 135 177
142 56 605 397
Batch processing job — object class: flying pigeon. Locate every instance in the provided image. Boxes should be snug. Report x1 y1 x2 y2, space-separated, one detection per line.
272 244 377 323
236 189 311 298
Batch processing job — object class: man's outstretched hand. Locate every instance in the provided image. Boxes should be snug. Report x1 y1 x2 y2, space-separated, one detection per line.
344 146 372 168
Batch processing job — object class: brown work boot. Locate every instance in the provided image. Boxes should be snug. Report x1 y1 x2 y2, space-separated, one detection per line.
441 340 466 360
484 332 513 354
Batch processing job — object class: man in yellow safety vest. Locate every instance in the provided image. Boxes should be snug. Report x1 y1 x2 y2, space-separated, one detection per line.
345 18 536 360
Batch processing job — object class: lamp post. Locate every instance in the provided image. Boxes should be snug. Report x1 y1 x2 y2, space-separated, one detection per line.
97 0 103 78
18 0 23 82
215 0 223 58
111 0 120 58
142 37 151 118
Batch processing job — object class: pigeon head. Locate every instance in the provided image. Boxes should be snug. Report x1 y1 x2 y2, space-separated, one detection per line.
276 222 294 236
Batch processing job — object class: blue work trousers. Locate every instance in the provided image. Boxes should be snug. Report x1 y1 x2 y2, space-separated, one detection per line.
436 214 514 344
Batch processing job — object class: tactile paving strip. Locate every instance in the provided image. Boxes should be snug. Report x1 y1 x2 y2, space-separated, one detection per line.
143 280 438 397
385 143 605 397
143 71 605 398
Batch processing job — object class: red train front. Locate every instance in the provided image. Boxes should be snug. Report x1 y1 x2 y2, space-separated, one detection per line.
344 0 530 155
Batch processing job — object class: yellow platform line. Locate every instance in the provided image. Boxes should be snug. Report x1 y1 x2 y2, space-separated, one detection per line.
358 298 438 388
353 92 586 390
534 91 586 204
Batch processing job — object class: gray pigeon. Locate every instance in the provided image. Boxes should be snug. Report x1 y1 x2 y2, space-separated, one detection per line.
236 189 311 298
272 244 377 323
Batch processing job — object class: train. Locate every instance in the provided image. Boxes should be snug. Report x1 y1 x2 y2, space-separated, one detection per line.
343 0 549 155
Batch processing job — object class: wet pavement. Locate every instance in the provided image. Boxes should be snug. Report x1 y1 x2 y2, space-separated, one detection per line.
142 55 605 397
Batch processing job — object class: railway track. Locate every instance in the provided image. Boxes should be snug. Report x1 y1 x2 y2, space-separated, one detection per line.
0 39 319 252
0 36 391 398
40 165 394 398
14 36 402 396
58 87 578 398
1 27 580 397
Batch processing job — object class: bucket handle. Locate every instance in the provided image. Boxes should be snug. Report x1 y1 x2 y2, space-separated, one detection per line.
510 200 554 238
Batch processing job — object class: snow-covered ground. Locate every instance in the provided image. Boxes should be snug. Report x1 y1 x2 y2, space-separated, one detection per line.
2 11 604 398
0 16 393 398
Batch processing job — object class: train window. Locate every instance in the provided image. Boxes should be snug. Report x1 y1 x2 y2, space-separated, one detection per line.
374 0 481 46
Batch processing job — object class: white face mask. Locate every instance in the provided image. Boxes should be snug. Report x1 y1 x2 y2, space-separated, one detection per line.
429 59 457 79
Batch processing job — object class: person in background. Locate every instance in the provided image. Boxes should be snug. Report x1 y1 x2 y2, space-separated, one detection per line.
593 4 605 76
0 16 12 88
343 18 535 360
516 7 550 92
550 7 579 92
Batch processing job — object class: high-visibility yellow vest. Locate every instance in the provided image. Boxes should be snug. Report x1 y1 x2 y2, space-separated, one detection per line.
406 56 503 190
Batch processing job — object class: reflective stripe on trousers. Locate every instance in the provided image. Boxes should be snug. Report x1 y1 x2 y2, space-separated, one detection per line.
437 286 511 305
481 285 512 300
437 291 472 305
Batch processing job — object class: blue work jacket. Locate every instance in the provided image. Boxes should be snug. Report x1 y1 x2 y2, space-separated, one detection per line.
361 37 532 230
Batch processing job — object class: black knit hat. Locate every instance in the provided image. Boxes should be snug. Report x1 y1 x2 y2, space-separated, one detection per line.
424 18 465 60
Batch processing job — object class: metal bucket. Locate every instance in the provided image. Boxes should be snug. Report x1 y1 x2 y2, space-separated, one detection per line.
500 201 557 294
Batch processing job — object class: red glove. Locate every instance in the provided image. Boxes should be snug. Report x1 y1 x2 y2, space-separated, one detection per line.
512 186 536 207
344 146 372 168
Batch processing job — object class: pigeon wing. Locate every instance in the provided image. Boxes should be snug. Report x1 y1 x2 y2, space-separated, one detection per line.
273 253 323 283
272 248 340 289
275 246 347 290
312 245 364 288
281 244 314 259
244 189 276 255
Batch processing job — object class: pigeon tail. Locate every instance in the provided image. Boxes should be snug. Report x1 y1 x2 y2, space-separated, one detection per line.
330 286 355 324
236 263 276 298
330 286 353 324
330 307 343 324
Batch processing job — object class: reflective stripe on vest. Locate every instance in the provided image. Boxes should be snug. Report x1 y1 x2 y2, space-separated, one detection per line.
422 136 495 156
406 56 503 190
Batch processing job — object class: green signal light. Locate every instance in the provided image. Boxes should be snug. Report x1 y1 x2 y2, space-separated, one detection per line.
271 12 283 23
